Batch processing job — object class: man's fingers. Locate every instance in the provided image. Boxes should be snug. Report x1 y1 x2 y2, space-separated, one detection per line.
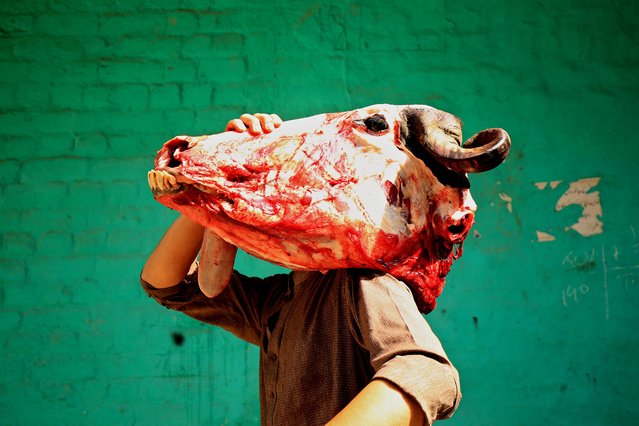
254 113 276 133
270 114 283 128
226 113 283 135
256 113 283 133
225 118 247 133
240 113 262 135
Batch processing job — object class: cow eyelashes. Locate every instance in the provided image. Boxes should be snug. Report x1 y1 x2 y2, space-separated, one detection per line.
354 114 389 134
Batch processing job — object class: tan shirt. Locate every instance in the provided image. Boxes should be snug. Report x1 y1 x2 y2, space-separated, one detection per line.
142 269 461 425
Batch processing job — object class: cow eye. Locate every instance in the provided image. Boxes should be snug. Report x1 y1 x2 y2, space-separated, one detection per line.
354 114 389 134
364 114 389 133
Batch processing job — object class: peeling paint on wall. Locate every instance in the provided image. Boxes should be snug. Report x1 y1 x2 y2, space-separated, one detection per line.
536 230 556 242
498 192 513 213
534 180 563 190
555 177 603 237
532 177 604 242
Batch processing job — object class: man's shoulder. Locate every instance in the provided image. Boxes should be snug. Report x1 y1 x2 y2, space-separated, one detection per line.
333 269 413 307
348 269 408 288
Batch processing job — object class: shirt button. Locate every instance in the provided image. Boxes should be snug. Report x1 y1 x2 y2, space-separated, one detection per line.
269 391 276 399
268 353 277 362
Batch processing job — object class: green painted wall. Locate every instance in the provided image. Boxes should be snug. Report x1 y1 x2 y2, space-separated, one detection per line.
1 0 637 424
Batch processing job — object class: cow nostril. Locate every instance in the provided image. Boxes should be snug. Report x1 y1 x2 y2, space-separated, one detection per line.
159 138 189 169
448 224 465 235
168 140 189 167
446 212 474 237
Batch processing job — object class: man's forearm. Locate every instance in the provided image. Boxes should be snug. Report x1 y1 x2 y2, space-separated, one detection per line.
327 379 424 426
141 215 205 288
198 228 238 297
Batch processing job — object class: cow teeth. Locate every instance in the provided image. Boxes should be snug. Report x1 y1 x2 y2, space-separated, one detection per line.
147 171 156 189
158 171 167 191
158 172 167 191
161 170 180 190
148 170 183 194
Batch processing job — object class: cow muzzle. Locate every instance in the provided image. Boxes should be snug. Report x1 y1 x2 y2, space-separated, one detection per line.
432 191 477 249
148 136 207 196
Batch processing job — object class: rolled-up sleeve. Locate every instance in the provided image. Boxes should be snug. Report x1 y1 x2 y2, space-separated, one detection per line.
141 269 289 346
352 272 461 423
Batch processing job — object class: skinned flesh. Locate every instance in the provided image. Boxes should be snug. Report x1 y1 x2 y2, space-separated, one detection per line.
151 104 480 313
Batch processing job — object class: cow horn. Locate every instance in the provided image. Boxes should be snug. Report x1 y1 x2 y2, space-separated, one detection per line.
428 128 511 173
400 107 511 174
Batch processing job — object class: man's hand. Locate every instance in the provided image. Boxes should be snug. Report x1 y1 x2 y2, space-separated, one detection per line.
226 113 283 135
327 379 425 426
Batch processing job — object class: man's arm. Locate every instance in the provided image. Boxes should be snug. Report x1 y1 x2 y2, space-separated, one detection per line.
141 215 204 288
344 272 461 425
198 228 238 297
327 379 424 426
139 196 237 296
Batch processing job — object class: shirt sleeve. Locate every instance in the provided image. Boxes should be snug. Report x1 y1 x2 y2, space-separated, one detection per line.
351 271 462 424
140 268 289 346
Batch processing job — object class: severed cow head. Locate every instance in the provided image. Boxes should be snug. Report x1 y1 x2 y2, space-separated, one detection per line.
148 104 510 313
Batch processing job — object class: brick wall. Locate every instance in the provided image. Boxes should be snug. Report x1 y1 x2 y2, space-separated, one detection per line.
1 0 638 424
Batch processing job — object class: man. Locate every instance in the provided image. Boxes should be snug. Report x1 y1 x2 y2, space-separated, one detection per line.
141 113 461 425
